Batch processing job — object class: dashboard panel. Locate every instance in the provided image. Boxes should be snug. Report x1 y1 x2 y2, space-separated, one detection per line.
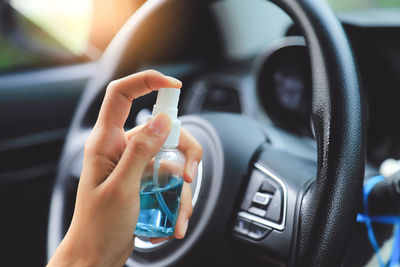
255 37 311 137
182 22 400 167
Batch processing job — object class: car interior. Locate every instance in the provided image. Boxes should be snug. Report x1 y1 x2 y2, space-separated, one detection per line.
1 0 400 266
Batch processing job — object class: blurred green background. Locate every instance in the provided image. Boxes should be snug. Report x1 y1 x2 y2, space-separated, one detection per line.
328 0 400 10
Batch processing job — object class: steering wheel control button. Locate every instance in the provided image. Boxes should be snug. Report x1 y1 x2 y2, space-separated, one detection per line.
261 180 277 194
240 170 266 211
252 192 272 206
248 222 272 240
264 189 282 223
233 217 251 235
248 206 267 217
237 163 287 231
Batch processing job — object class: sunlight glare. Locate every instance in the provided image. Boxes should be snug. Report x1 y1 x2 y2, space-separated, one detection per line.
10 0 93 55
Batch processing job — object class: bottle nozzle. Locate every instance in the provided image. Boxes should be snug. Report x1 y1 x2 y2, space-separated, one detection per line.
152 88 180 120
152 88 181 148
155 88 180 111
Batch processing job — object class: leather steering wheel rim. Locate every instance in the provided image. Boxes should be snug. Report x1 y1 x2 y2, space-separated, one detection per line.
270 0 365 265
49 0 365 266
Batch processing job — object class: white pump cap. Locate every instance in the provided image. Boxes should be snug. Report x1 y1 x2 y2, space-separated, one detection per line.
152 88 181 148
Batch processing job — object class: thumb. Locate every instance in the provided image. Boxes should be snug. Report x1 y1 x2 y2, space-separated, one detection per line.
108 113 172 191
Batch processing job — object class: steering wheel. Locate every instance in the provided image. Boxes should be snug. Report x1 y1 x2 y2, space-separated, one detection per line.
47 0 365 266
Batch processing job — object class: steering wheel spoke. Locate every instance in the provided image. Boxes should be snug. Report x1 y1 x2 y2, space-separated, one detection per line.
233 143 316 263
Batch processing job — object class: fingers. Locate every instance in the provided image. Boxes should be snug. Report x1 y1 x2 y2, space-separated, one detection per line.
83 70 181 183
97 70 181 131
179 128 202 183
149 182 193 244
125 124 145 138
126 126 202 183
174 182 193 239
107 113 172 191
149 236 172 244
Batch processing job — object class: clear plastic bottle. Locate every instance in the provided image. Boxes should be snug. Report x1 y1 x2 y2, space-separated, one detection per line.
135 147 185 237
134 88 184 238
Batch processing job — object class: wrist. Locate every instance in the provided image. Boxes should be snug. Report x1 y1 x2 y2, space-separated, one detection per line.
47 233 99 267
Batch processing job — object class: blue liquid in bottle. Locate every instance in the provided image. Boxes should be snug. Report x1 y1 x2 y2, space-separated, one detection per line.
135 176 183 237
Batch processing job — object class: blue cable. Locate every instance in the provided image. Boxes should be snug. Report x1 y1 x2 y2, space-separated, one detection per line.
357 214 400 224
357 175 400 267
389 225 400 267
362 175 385 266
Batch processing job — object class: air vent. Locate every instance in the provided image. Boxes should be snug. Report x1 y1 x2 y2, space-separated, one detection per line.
202 85 241 113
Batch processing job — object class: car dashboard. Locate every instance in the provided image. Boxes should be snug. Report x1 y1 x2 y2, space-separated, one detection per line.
178 20 400 168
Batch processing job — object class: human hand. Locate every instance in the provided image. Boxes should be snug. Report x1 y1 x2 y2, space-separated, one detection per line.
47 70 202 267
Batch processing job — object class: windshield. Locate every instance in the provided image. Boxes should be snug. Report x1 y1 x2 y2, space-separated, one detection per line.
328 0 400 11
10 0 92 56
0 0 143 73
328 0 400 25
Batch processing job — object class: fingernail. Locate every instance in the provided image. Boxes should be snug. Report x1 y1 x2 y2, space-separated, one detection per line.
164 75 182 87
148 113 170 135
150 237 167 244
181 219 189 237
189 161 199 180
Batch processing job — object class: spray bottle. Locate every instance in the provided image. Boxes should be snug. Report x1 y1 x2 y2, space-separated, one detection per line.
134 88 185 237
